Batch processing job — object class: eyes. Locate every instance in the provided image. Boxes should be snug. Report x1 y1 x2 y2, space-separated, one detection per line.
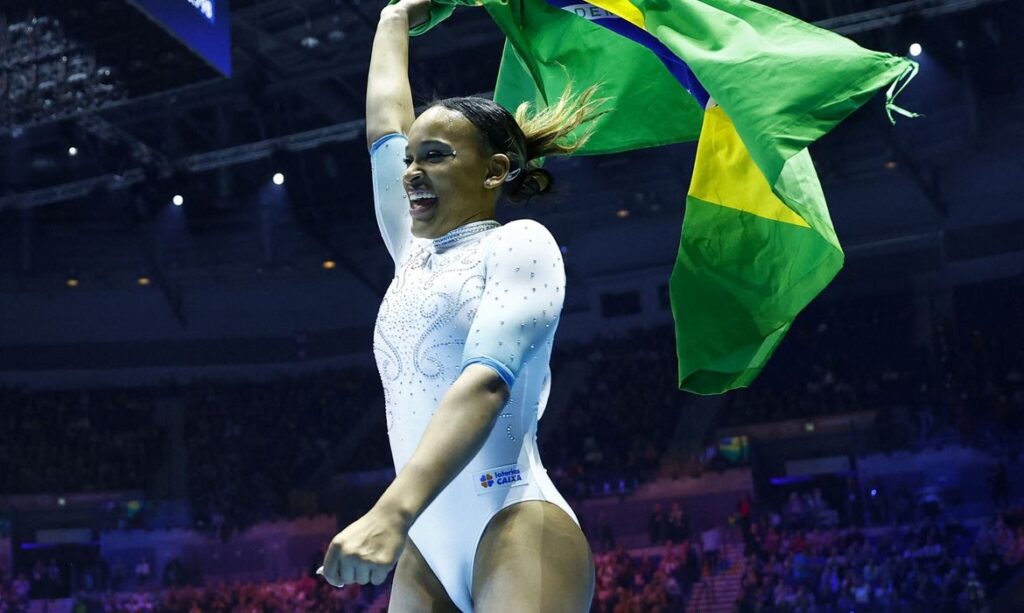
403 150 455 167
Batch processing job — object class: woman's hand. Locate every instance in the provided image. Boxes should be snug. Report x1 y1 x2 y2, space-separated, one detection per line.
380 0 433 29
318 507 410 587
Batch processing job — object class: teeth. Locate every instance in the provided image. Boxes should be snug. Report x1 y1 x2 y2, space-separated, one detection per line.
408 191 437 202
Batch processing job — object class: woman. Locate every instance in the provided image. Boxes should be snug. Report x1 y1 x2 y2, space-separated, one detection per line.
318 0 599 610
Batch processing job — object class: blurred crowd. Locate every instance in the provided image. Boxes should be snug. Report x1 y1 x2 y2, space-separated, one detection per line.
720 275 1024 457
0 387 163 495
0 564 29 612
543 329 687 500
720 293 918 427
74 576 380 612
735 518 1002 612
0 562 327 611
1 275 1021 609
0 330 694 539
932 275 1024 451
592 542 703 613
182 368 389 537
3 507 1021 612
1 275 1017 523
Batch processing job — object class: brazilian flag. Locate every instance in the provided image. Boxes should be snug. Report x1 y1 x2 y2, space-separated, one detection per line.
405 0 917 394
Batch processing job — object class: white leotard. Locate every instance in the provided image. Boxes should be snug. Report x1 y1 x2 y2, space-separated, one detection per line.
370 134 578 612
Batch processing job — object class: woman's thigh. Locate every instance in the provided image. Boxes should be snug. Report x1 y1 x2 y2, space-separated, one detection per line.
390 538 461 613
472 500 595 613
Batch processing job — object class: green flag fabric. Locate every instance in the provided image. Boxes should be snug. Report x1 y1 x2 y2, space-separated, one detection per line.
396 0 917 393
399 0 706 153
675 105 843 393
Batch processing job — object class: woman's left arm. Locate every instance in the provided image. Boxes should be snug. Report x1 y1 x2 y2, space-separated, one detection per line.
320 364 508 586
378 363 510 520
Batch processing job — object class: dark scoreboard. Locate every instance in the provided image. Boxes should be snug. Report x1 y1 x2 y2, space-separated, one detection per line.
128 0 232 77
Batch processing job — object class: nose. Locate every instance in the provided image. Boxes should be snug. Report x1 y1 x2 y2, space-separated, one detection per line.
403 164 424 189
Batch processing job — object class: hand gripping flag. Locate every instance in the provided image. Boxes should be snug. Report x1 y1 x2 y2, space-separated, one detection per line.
399 0 918 394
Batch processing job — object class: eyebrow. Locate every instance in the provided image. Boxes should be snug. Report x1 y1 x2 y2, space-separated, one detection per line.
405 139 453 153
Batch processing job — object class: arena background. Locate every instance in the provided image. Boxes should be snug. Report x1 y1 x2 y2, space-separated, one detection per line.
0 0 1022 611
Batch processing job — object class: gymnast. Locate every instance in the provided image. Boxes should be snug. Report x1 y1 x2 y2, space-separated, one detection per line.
319 1 600 609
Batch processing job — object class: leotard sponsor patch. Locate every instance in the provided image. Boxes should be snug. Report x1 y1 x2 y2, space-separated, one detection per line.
475 464 529 495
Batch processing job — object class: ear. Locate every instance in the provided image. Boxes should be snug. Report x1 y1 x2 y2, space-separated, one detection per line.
483 153 512 190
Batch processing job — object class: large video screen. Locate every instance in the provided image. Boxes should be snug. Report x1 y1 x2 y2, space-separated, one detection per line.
128 0 232 77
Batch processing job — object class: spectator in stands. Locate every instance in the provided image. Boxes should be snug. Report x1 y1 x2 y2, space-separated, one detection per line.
110 558 126 592
785 492 807 529
738 492 753 541
991 462 1010 510
844 476 864 527
701 526 721 573
667 502 688 543
162 557 182 589
10 573 30 608
595 511 616 552
134 558 151 588
648 503 665 545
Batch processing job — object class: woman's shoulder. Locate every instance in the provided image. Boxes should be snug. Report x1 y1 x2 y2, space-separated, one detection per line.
491 219 558 245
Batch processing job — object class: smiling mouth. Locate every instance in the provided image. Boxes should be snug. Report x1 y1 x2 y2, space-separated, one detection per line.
408 191 439 219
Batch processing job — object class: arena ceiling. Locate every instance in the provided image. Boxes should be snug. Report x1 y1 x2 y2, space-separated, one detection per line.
0 0 504 204
0 0 1021 297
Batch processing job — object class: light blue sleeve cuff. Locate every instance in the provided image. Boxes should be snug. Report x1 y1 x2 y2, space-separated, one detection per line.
370 133 405 157
462 357 516 390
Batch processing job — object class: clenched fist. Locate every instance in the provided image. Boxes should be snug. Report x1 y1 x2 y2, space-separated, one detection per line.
318 507 410 587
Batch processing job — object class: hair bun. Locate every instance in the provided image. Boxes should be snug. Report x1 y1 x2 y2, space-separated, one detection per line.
529 168 552 194
507 167 553 203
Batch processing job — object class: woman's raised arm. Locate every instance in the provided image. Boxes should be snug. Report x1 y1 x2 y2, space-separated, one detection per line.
366 0 430 149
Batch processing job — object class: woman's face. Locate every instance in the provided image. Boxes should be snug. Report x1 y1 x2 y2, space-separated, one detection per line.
402 106 509 239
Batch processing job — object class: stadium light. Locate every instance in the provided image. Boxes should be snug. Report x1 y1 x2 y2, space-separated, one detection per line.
273 172 285 185
909 43 922 57
172 194 184 206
